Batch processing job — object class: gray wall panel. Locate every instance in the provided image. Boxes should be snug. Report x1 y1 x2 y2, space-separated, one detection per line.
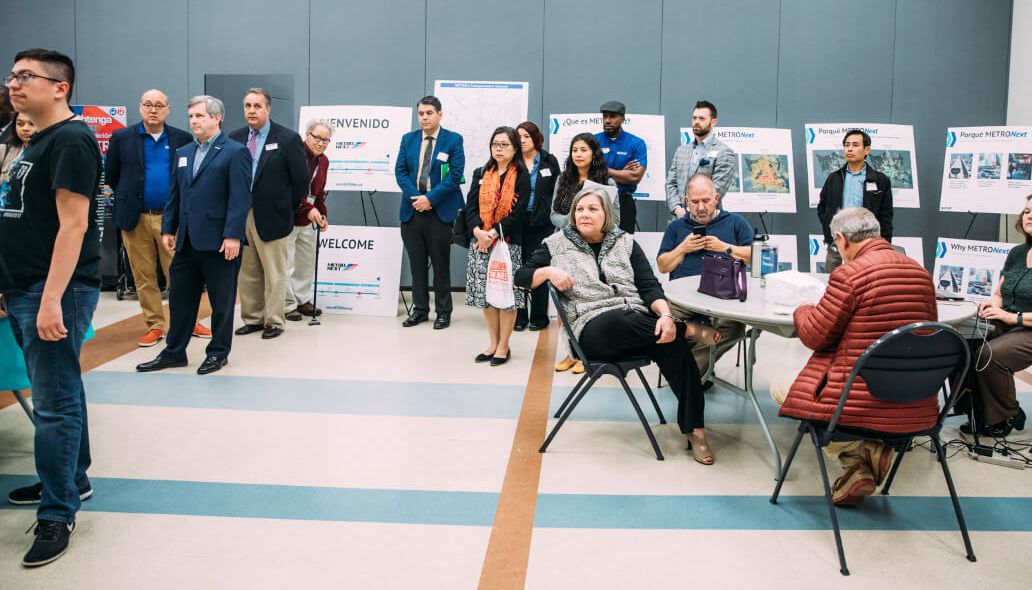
74 0 190 128
1 0 77 100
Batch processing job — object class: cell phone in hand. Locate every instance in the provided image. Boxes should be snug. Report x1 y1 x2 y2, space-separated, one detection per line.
692 226 707 237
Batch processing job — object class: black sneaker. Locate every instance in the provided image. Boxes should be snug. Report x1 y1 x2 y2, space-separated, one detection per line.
22 520 74 567
8 482 94 505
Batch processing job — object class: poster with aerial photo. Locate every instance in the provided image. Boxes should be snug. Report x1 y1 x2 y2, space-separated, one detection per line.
804 123 919 208
681 127 796 212
940 126 1032 213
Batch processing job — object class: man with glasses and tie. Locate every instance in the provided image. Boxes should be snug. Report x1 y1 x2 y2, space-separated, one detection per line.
229 88 309 340
284 120 332 321
395 95 465 329
105 89 209 347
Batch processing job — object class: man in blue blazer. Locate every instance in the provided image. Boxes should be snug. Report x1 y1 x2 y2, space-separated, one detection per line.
136 95 251 375
395 95 465 329
105 89 201 347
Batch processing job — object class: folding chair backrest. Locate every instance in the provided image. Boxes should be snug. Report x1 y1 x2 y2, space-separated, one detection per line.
547 282 590 364
833 322 970 429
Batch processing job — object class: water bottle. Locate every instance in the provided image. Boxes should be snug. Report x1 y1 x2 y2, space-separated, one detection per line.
761 243 779 279
751 230 767 279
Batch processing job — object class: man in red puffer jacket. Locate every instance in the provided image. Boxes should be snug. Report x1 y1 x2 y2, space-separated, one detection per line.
778 207 938 506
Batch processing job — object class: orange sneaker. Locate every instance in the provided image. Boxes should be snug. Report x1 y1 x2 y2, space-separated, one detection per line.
192 323 212 339
138 329 165 347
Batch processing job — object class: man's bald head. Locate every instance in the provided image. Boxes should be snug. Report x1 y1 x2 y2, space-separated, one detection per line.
685 173 720 224
139 88 170 131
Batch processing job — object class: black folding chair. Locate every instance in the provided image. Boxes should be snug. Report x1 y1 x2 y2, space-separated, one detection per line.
11 390 34 424
539 283 668 460
769 322 976 575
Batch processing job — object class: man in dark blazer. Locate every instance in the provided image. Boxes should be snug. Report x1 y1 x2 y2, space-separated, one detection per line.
229 88 308 340
106 88 204 347
816 129 893 273
136 95 251 375
395 95 465 329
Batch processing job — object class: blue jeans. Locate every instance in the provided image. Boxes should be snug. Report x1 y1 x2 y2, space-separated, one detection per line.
5 280 99 523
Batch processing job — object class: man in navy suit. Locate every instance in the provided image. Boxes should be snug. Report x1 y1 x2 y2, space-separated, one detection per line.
229 88 309 340
395 95 465 329
136 95 251 375
106 88 208 347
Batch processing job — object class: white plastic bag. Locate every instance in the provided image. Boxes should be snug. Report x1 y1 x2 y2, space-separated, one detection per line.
485 238 516 309
765 270 827 315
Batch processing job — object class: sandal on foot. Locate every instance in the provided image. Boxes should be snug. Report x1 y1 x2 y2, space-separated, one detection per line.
686 433 715 465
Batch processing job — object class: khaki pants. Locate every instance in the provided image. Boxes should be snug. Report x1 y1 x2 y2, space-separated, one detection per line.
285 223 317 312
121 212 172 330
239 210 289 328
669 300 745 374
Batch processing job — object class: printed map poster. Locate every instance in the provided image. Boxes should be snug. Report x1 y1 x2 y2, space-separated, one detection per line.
940 126 1032 213
679 127 796 213
433 81 529 184
72 105 127 280
766 234 799 272
810 235 926 273
932 238 1012 302
549 113 667 201
315 225 403 316
804 123 920 208
299 105 411 192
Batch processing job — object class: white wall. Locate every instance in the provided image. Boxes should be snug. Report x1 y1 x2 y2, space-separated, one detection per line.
1001 0 1031 242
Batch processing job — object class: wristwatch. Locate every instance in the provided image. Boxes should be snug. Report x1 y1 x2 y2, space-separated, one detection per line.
1018 312 1024 327
724 245 733 256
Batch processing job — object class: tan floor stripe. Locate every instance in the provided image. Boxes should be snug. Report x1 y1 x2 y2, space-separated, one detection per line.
477 325 558 590
0 295 212 411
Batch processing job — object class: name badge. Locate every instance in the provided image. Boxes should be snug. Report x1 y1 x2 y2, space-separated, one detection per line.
540 168 552 178
178 156 188 168
707 150 719 158
866 182 878 191
265 143 279 151
602 147 610 154
437 152 449 162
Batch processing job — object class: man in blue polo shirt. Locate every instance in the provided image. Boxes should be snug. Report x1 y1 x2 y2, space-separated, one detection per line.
596 100 646 234
657 173 753 373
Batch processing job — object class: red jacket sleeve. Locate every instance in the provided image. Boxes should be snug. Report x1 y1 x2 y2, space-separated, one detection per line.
793 270 856 352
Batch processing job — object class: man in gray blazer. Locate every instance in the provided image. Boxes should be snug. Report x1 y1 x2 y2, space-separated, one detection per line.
665 100 737 218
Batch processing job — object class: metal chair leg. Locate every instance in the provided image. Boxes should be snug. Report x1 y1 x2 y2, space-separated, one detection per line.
617 377 664 460
540 372 602 453
635 367 666 424
770 424 807 503
880 438 911 495
932 436 977 562
554 373 589 418
12 390 35 425
813 433 849 576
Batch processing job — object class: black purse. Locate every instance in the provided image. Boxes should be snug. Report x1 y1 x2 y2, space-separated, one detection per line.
452 208 470 248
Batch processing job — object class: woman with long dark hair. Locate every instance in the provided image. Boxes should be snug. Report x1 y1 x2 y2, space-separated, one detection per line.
463 126 531 366
0 112 35 205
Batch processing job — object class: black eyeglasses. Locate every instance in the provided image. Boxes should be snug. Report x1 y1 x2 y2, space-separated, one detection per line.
3 71 65 88
307 132 330 144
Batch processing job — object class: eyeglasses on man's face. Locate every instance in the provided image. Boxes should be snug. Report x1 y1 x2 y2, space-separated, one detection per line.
140 102 168 110
307 132 330 144
3 71 65 88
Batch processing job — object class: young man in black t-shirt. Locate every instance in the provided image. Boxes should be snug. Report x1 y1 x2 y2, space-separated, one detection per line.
0 48 102 567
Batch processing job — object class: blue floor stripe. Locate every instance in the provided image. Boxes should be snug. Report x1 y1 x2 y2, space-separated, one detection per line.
3 474 1030 532
0 475 497 527
82 371 525 419
535 493 1032 531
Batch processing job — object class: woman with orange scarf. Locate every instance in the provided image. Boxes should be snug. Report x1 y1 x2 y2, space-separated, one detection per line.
463 126 531 366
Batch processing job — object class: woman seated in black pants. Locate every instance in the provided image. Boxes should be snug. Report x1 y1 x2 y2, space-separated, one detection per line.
513 186 717 464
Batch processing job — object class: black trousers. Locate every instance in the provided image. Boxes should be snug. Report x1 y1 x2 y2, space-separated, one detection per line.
618 191 637 234
164 238 241 360
517 223 554 325
401 211 453 315
579 309 703 432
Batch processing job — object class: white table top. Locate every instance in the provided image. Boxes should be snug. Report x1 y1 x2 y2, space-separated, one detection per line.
664 275 978 338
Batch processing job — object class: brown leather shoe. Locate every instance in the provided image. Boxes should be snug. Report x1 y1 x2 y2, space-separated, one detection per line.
297 302 322 317
261 325 284 339
865 442 897 486
832 464 876 507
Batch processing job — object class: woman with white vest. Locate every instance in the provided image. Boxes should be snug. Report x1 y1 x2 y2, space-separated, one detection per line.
515 186 715 464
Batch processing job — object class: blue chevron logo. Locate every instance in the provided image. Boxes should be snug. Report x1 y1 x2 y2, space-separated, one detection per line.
946 131 957 148
809 238 820 256
550 117 559 134
807 127 816 144
682 131 691 145
937 241 947 258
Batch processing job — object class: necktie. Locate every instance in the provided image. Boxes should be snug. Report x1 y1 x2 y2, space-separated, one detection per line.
418 136 434 194
248 129 257 157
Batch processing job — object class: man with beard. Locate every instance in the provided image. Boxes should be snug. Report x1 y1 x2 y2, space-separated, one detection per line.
665 100 736 218
595 100 646 233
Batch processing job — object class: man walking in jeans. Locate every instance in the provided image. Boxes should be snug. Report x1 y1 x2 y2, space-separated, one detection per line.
0 48 103 566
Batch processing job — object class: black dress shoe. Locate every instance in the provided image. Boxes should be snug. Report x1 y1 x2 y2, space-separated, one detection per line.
514 321 527 332
402 313 428 327
197 355 228 375
490 350 511 366
261 325 284 339
235 324 264 336
475 352 494 363
528 320 549 331
433 313 451 330
136 354 188 372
